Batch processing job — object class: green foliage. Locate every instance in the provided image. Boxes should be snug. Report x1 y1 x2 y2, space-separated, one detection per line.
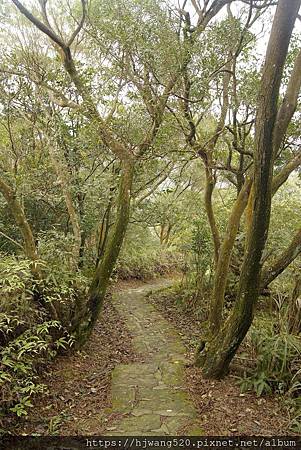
0 320 74 418
239 311 301 431
240 320 301 395
268 174 301 257
0 254 41 346
150 212 215 317
176 215 214 315
0 256 33 296
0 254 77 421
116 224 182 280
0 0 300 434
47 410 69 435
36 231 89 325
285 369 301 433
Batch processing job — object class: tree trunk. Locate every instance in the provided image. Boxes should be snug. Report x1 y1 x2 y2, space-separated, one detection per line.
273 47 301 157
164 223 172 246
260 228 301 290
78 230 86 269
198 60 231 265
204 167 220 264
199 0 301 378
0 177 39 264
48 140 82 269
160 223 172 246
160 223 166 246
209 178 252 333
96 201 112 266
73 159 134 345
0 176 59 319
272 150 301 194
78 191 86 269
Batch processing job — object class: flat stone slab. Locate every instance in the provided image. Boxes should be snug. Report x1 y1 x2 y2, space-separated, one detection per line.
104 280 202 436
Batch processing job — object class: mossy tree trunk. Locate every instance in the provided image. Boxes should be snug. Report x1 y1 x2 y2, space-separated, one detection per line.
260 228 301 290
0 177 39 264
204 166 220 265
206 7 301 342
198 0 301 378
208 178 252 333
73 159 134 344
0 176 59 319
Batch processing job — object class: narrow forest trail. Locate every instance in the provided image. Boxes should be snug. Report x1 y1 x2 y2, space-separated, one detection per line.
13 278 289 437
105 280 202 435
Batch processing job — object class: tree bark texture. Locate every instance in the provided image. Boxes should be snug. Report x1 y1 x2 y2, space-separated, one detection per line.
73 160 134 344
260 228 301 290
0 177 38 263
200 0 301 379
209 178 252 333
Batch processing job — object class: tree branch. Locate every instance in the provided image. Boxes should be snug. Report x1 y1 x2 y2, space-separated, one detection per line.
11 0 67 50
272 149 301 194
0 229 23 250
260 228 301 289
274 47 301 155
67 0 86 47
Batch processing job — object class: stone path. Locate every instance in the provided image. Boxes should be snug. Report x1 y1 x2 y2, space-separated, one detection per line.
105 280 202 436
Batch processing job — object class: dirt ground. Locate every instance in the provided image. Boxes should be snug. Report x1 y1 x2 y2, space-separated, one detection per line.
148 285 292 436
10 283 142 436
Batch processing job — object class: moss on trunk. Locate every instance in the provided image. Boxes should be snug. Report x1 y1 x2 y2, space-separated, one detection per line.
74 159 134 345
199 0 301 379
209 178 252 333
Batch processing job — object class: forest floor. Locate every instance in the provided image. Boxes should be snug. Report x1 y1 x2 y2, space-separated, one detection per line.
147 283 291 435
13 277 289 436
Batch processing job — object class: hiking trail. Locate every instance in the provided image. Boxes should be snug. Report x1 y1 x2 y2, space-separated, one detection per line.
105 280 201 436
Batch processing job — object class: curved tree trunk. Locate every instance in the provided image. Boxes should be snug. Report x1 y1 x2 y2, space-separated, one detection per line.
272 150 301 194
0 177 38 264
273 47 301 157
0 176 58 319
208 178 252 333
73 159 134 345
260 228 301 290
199 0 301 379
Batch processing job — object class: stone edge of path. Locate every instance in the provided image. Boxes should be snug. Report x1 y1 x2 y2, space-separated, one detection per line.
103 280 203 436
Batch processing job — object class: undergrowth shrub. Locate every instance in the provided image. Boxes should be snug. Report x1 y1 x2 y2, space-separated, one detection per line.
0 321 73 421
175 217 213 315
240 316 301 395
166 277 210 320
115 224 183 280
116 248 181 280
285 369 301 433
239 302 301 432
0 255 40 347
0 252 79 428
37 231 89 327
